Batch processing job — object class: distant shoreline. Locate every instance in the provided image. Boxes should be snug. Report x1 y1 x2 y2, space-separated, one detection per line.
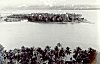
1 5 100 10
1 8 100 11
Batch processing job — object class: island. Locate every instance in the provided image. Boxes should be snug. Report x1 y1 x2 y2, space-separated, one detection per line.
4 13 87 23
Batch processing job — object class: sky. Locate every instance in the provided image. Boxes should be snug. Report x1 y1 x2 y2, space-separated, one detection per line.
0 0 99 9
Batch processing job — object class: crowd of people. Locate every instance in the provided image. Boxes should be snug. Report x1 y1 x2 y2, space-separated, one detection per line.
3 43 96 64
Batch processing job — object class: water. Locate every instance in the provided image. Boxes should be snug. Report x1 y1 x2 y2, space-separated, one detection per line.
0 10 99 51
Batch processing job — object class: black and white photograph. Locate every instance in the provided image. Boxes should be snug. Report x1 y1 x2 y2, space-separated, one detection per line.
0 0 100 64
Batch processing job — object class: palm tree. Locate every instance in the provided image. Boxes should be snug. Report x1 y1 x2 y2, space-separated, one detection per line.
45 45 51 51
65 47 71 55
0 44 4 51
57 43 62 47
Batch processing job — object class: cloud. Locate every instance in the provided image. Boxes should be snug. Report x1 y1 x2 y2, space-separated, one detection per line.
0 0 44 8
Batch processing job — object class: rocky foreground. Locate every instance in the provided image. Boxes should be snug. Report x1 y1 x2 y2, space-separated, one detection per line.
2 43 96 64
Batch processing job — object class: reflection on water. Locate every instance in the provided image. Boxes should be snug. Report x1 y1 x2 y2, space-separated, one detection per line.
0 10 99 51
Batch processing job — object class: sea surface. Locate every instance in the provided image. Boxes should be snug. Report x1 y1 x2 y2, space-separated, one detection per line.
0 10 99 51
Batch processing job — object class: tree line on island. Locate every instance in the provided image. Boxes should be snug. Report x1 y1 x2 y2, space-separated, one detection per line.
4 13 87 23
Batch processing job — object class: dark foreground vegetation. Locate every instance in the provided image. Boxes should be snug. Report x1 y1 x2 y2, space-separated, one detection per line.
4 13 86 23
3 43 96 64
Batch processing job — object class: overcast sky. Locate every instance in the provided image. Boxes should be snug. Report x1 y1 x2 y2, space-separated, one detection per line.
0 0 99 9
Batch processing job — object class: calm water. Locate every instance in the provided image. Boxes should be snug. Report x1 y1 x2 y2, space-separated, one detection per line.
0 10 99 51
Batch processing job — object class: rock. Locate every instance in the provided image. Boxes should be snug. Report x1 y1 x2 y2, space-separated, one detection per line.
0 44 4 64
